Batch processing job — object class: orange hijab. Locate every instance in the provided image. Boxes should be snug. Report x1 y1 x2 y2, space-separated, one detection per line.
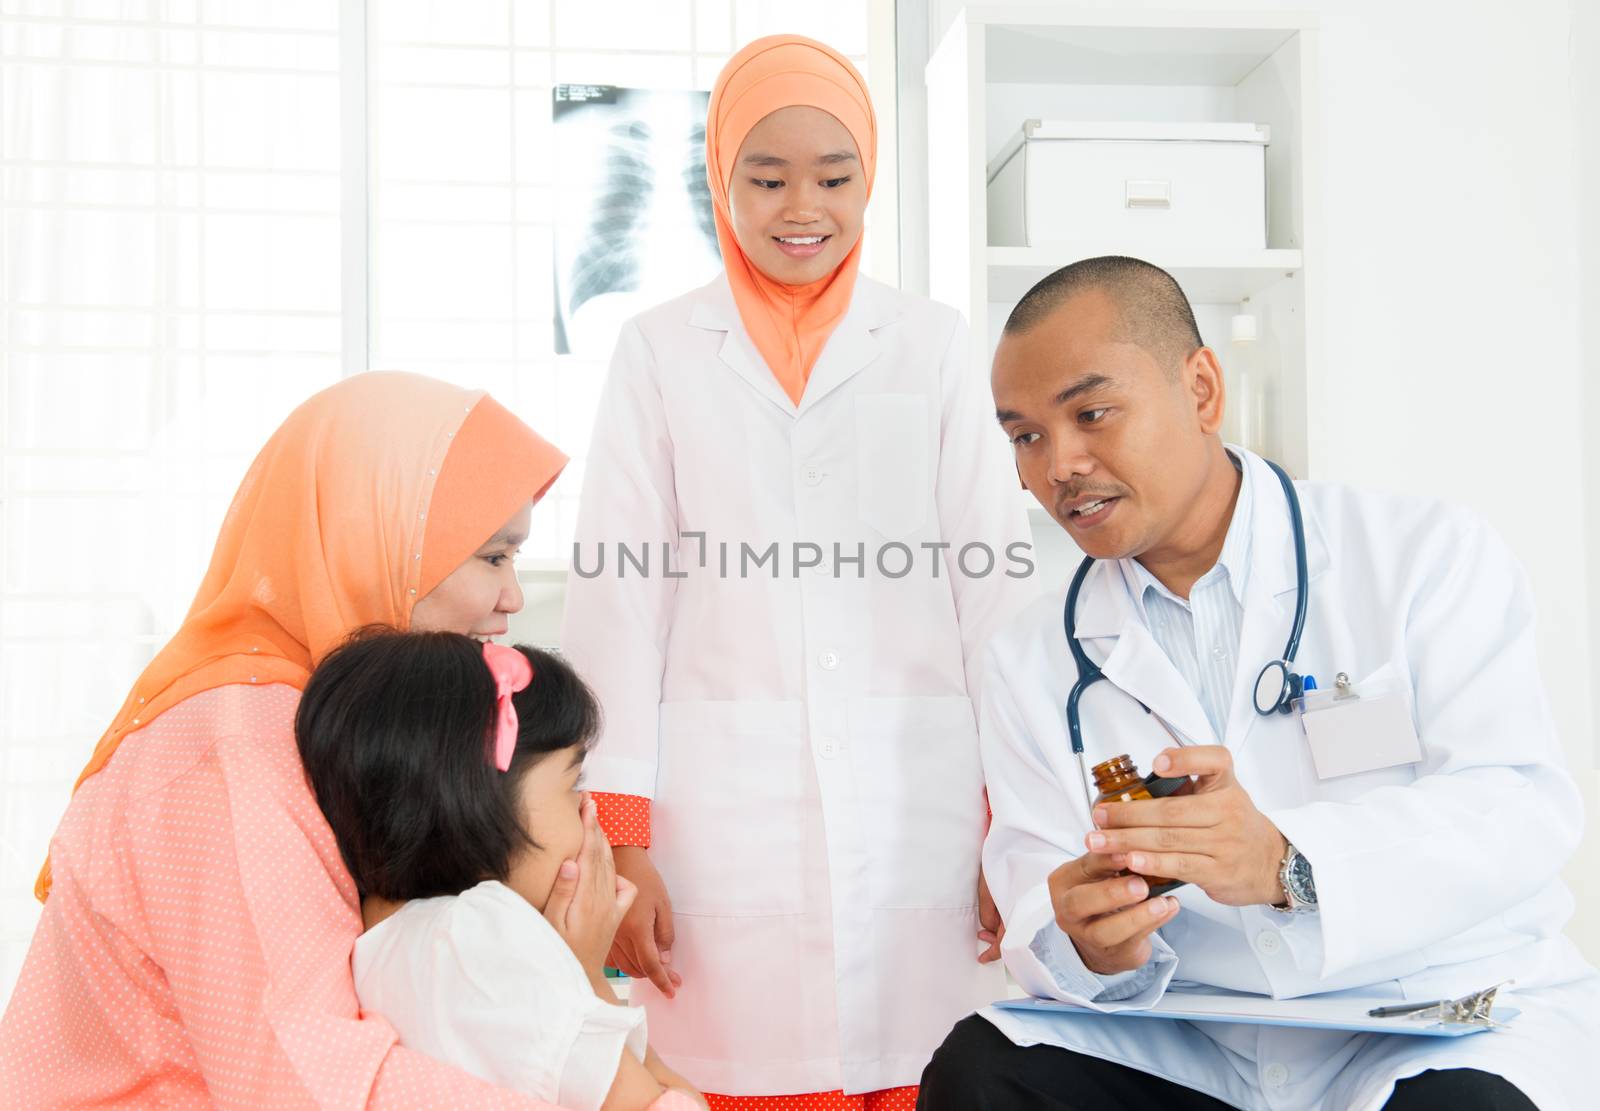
36 371 567 900
706 35 877 405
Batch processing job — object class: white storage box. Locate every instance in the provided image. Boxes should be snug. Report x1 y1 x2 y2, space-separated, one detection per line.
987 121 1269 250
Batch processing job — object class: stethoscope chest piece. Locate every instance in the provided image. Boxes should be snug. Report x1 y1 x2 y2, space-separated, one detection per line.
1253 658 1303 716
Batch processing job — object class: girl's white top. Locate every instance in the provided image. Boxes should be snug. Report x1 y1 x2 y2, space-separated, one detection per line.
354 879 647 1111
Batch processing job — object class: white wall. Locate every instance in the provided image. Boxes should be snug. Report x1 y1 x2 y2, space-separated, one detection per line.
906 0 1598 958
1573 0 1600 962
1580 0 1600 708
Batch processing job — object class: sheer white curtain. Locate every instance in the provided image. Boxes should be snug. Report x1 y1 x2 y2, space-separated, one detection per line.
1 0 880 1007
0 0 345 1002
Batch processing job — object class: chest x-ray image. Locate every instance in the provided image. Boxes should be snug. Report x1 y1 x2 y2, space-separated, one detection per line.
553 84 723 357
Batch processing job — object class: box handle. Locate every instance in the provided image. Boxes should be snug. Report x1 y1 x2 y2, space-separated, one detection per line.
1125 179 1171 209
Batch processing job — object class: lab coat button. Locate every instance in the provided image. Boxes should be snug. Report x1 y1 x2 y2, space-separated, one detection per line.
819 737 840 758
803 464 824 486
1211 644 1226 660
1263 1064 1289 1088
1254 930 1283 957
819 650 840 670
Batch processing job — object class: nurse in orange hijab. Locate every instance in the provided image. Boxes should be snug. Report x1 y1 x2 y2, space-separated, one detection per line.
562 35 1032 1110
1 373 572 1109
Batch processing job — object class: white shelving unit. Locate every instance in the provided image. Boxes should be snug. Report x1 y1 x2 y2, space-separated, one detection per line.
927 7 1323 494
988 245 1304 304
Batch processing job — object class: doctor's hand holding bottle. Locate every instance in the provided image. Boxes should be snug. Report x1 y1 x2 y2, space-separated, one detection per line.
1052 745 1289 973
1048 850 1182 975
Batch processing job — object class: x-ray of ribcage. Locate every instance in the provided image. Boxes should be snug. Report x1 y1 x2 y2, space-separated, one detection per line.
553 85 722 357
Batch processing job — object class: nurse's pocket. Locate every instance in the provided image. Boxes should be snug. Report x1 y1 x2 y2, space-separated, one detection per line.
855 393 930 538
849 695 986 909
651 700 808 916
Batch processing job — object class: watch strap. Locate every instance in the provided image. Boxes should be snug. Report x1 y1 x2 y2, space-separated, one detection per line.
1277 843 1317 911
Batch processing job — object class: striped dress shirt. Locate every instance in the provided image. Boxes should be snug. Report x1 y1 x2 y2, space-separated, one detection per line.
1119 453 1252 743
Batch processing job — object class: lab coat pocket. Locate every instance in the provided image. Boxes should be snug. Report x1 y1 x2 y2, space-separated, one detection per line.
848 695 987 909
855 393 930 538
652 700 808 916
1300 659 1420 802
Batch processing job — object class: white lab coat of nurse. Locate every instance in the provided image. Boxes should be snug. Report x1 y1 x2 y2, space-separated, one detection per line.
560 274 1032 1095
980 448 1599 1111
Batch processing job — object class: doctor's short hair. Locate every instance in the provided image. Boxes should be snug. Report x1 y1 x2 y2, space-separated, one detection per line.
294 627 600 903
1003 255 1204 374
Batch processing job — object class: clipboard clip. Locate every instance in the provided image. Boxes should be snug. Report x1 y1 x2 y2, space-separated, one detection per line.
1333 672 1359 701
1365 980 1512 1028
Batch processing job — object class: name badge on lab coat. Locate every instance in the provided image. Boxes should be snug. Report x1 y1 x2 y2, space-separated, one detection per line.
1297 669 1423 780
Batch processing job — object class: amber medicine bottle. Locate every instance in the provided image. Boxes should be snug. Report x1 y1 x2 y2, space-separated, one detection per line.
1091 754 1177 889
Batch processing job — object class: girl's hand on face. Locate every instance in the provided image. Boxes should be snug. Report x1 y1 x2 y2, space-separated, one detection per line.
544 797 636 977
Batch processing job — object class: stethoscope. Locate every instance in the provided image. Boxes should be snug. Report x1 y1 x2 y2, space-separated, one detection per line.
1062 459 1310 810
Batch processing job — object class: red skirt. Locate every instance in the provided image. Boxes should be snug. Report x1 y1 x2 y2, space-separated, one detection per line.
704 1088 918 1110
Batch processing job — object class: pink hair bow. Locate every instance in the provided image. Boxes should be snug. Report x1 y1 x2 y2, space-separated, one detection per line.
481 642 533 771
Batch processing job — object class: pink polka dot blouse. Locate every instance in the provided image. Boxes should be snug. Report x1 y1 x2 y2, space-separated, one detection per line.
0 683 566 1109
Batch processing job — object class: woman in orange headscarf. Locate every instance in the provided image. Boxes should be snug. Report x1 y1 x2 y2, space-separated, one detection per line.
0 372 572 1108
560 36 1032 1109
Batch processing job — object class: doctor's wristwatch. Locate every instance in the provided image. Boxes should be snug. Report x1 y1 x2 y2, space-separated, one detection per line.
1275 843 1319 913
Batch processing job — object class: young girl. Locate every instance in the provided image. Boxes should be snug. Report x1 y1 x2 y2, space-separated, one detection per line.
295 628 707 1111
561 35 1032 1109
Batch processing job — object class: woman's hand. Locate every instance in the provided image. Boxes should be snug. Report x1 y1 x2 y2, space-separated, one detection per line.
609 846 682 998
544 797 637 978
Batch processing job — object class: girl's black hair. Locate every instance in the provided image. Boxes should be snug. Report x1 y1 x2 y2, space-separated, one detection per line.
295 627 600 902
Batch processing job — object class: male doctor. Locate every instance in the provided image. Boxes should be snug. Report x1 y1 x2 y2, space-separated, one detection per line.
917 256 1599 1110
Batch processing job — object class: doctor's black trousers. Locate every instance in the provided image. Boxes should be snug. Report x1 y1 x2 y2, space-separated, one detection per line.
917 1014 1539 1111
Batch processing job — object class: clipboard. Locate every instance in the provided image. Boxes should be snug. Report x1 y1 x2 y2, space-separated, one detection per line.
992 985 1518 1038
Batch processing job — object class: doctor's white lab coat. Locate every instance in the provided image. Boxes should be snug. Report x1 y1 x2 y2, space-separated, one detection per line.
560 275 1032 1095
981 449 1599 1111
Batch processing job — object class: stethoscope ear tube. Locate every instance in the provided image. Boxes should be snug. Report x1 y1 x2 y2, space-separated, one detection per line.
1064 555 1102 813
1275 459 1310 671
1249 462 1312 717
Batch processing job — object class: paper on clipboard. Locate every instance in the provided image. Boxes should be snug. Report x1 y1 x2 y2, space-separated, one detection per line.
992 985 1518 1038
